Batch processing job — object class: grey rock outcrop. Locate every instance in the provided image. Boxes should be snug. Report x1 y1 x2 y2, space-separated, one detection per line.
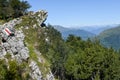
35 10 47 25
0 10 54 80
29 61 42 80
0 18 23 58
0 18 29 62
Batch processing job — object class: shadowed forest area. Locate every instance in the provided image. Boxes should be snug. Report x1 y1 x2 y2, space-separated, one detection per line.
0 0 30 20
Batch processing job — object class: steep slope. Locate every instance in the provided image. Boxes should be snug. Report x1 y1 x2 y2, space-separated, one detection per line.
0 10 54 80
98 26 120 50
54 25 95 40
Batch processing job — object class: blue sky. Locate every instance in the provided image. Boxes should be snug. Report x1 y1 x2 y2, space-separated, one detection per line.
26 0 120 27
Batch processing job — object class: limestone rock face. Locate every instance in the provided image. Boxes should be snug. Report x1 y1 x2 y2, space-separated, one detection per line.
29 61 42 80
0 10 54 80
0 18 29 61
0 18 23 59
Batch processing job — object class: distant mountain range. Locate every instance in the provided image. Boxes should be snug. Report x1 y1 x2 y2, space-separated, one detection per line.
53 24 119 40
76 24 118 35
53 25 95 40
53 24 120 50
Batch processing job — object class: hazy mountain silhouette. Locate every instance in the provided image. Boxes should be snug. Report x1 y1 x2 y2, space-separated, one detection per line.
53 25 95 40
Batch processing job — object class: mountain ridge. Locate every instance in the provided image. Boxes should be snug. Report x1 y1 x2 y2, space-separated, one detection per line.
97 26 120 50
54 24 119 34
53 25 96 40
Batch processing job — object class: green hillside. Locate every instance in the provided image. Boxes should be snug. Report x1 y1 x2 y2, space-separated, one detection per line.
98 26 120 50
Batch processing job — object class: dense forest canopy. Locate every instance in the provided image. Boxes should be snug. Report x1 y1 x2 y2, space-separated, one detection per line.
0 0 31 20
38 25 120 80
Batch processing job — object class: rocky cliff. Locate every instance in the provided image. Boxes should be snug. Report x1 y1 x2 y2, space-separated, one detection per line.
0 10 54 80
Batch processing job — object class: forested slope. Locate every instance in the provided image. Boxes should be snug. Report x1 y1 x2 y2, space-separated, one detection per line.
38 25 120 79
98 26 120 50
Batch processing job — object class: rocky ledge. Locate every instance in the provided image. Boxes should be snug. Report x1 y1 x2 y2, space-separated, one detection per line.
0 10 54 80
